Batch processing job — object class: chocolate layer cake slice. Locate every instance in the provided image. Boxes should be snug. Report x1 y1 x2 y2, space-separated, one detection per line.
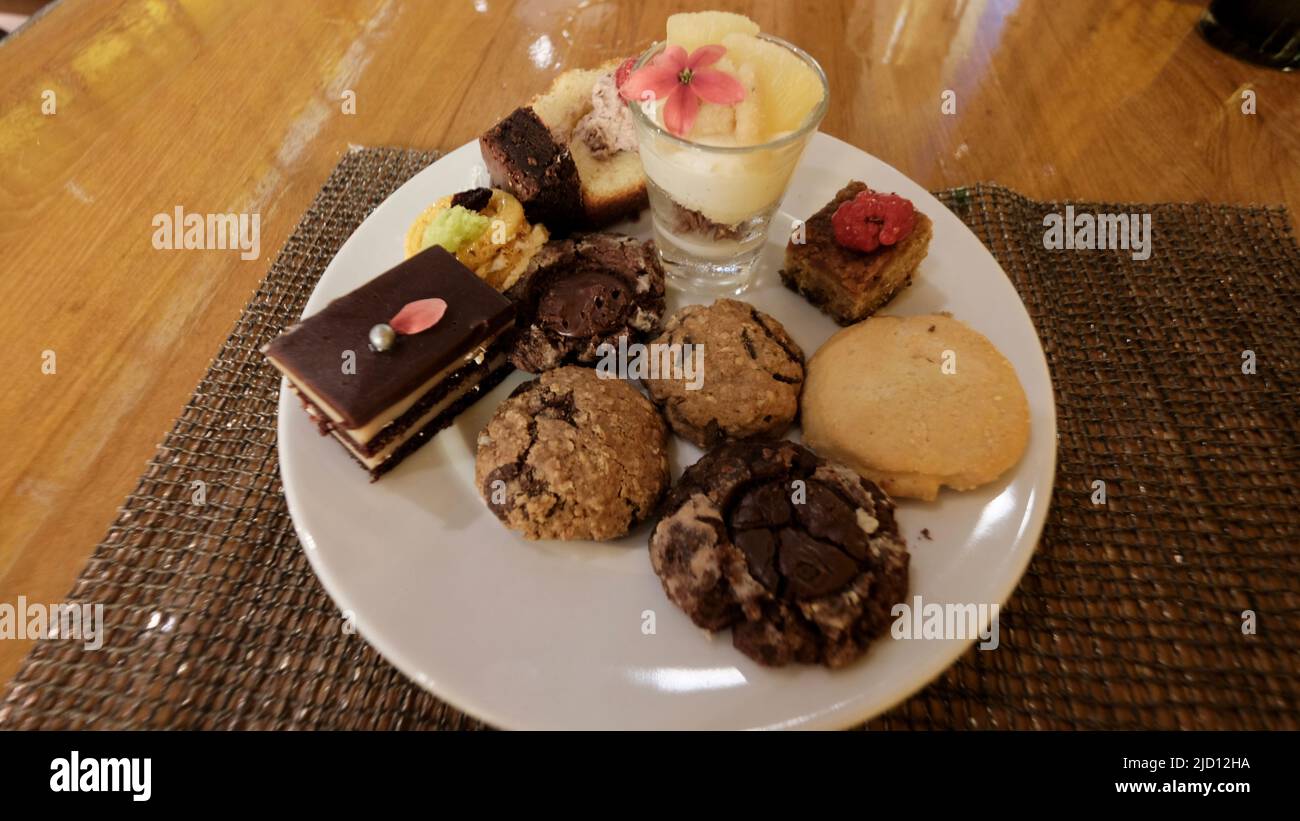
263 246 515 480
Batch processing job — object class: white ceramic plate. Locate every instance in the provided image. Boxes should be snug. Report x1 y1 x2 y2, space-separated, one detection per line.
278 133 1057 730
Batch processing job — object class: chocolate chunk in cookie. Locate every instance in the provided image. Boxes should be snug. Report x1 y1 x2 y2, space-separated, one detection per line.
649 440 909 668
505 234 666 373
642 299 804 448
476 366 670 541
537 270 629 338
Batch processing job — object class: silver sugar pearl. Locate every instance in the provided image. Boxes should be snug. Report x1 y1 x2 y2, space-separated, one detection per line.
369 323 397 352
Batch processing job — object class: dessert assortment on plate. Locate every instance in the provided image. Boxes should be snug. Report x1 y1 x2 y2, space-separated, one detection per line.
264 11 1031 670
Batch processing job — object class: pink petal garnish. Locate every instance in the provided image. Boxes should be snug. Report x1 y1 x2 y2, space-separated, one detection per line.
687 44 726 70
619 43 744 135
663 84 700 137
619 45 689 101
619 61 682 102
656 44 689 73
390 298 447 335
689 68 747 105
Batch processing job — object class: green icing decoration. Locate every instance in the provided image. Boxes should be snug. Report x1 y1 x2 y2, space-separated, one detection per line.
420 205 491 254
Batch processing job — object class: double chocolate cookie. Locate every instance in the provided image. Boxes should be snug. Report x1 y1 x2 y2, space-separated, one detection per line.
476 366 670 541
642 299 804 448
649 440 909 667
505 234 666 373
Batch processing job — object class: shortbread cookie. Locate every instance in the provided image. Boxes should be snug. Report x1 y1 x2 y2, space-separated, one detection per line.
801 314 1030 500
649 440 909 667
641 299 804 448
475 366 669 541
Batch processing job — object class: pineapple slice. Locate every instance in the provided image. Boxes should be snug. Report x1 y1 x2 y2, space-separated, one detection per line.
692 102 737 138
729 62 762 144
687 58 759 144
721 32 824 135
666 11 760 55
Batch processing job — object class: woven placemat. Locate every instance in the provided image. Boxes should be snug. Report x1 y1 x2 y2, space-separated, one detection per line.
2 147 1297 730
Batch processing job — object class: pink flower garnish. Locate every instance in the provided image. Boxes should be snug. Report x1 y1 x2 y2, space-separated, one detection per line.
390 298 447 335
619 44 747 137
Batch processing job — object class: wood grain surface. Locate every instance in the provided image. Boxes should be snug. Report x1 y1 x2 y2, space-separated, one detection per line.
0 0 1297 687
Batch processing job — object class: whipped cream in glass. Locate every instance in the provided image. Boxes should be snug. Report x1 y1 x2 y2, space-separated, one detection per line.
627 36 829 293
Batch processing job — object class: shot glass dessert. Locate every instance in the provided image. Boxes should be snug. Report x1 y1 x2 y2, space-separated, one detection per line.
622 12 829 292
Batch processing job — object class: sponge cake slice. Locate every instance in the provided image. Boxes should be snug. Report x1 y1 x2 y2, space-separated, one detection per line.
480 60 647 234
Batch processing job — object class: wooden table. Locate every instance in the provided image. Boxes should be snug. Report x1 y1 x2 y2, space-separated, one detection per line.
0 0 1296 687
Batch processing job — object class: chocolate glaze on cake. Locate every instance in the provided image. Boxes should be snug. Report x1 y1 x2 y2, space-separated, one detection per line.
263 246 515 479
505 234 666 373
265 245 513 428
649 440 909 668
479 107 583 235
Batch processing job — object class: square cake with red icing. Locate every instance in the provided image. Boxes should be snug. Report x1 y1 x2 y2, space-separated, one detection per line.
781 181 932 326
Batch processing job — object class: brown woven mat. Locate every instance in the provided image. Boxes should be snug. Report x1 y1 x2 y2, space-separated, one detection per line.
3 147 1298 730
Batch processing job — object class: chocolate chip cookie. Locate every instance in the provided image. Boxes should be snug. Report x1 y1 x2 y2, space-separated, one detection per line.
505 233 666 373
476 366 670 541
642 299 804 448
649 440 909 667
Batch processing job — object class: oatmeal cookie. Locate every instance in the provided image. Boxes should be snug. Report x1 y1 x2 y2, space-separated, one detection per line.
476 366 670 541
642 299 804 448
